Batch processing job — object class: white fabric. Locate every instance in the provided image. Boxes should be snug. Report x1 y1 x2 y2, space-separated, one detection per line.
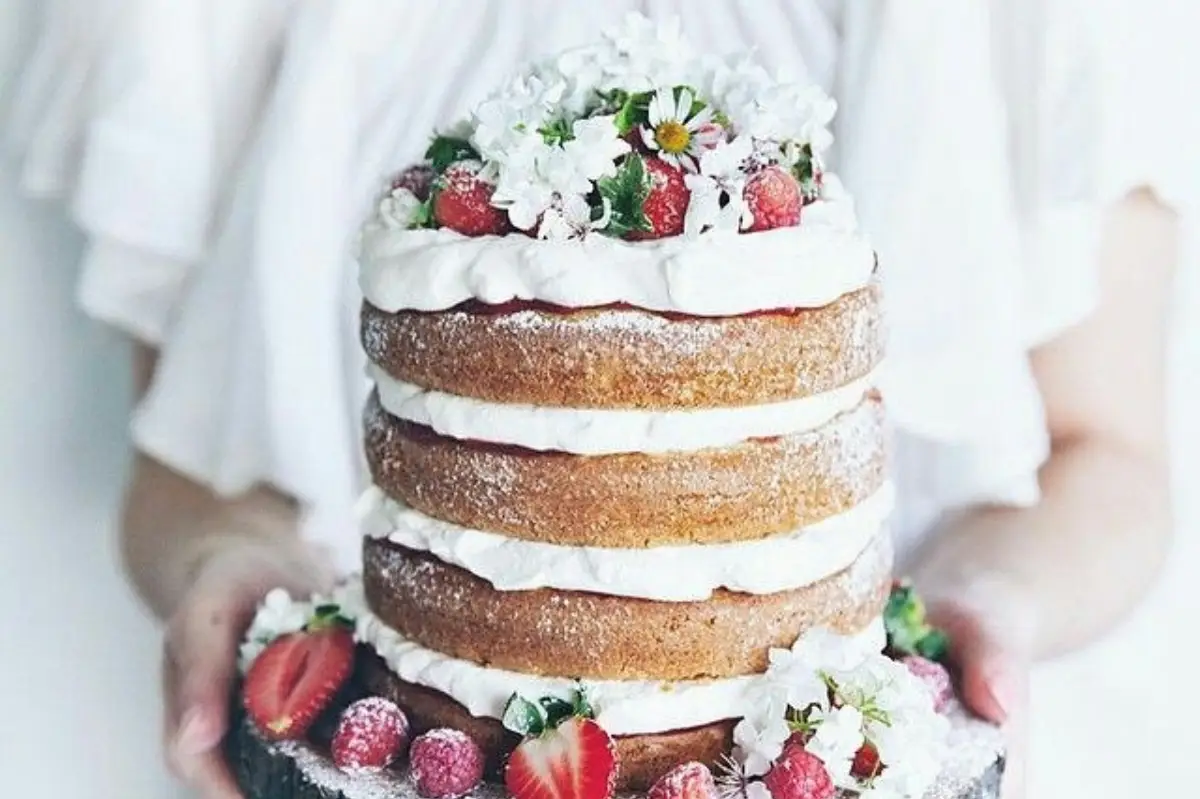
8 0 1179 572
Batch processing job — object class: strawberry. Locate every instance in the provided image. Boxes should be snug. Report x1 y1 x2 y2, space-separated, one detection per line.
901 656 954 713
433 160 511 237
850 742 881 780
627 158 689 240
762 745 834 799
409 728 485 799
331 697 410 774
392 164 436 202
742 166 802 233
648 762 717 799
243 627 355 741
505 716 618 799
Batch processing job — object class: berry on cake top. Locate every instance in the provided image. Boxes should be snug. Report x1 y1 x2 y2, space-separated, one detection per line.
378 13 840 242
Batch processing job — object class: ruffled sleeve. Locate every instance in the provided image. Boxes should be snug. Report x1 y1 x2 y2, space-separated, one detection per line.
835 1 1111 545
7 0 294 344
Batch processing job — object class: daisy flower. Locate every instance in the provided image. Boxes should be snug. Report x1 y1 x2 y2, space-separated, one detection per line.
639 87 723 172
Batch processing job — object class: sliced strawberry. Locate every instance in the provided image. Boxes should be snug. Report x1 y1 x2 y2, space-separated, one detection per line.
505 716 618 799
243 628 355 741
743 166 802 233
626 158 689 240
433 160 511 237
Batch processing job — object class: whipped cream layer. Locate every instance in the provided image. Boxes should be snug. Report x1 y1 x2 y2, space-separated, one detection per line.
360 483 893 600
338 582 886 736
358 213 876 317
370 363 876 455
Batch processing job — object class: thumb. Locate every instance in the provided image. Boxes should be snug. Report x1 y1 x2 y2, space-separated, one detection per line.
170 592 243 757
923 576 1036 725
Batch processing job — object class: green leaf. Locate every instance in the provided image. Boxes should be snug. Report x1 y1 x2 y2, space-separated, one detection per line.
614 91 652 136
501 694 547 737
425 136 480 173
571 685 595 720
306 603 354 632
596 154 652 237
915 630 950 662
410 197 435 229
538 117 575 146
539 697 575 729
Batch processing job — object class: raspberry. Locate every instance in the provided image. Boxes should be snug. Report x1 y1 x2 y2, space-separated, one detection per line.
902 656 953 713
331 697 410 774
433 160 511 237
391 164 436 202
627 158 689 240
647 762 717 799
743 166 802 232
762 746 834 799
409 728 485 798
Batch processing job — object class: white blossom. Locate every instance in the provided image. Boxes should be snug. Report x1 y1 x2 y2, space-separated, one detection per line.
732 714 792 777
639 87 720 172
563 115 630 181
682 136 752 236
378 187 424 229
805 705 865 786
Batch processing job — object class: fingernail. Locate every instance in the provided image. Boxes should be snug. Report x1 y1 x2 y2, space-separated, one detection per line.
176 708 208 755
985 671 1015 723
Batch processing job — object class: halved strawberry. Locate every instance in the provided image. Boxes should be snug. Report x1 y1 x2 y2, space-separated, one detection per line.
505 716 618 799
244 627 355 741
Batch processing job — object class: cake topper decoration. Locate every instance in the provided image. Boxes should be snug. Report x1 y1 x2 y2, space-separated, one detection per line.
379 12 838 242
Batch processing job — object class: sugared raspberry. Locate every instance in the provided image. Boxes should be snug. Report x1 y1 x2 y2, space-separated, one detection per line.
409 728 485 798
743 166 802 232
762 746 834 799
331 697 410 774
648 762 718 799
391 164 436 202
902 656 953 713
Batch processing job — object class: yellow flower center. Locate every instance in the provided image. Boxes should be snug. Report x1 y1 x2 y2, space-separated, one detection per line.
655 121 691 154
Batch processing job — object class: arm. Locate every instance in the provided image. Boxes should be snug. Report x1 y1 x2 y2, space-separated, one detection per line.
912 188 1176 662
122 343 335 797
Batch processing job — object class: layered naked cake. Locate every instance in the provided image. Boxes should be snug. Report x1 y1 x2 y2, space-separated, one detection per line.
231 15 1003 799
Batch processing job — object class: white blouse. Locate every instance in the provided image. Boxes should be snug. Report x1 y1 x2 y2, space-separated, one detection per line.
9 0 1189 573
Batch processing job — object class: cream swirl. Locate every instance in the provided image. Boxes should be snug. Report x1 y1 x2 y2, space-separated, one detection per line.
369 363 876 454
337 581 887 736
358 206 875 316
359 484 894 600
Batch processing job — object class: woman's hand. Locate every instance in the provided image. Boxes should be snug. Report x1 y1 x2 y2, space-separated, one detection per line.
162 536 335 798
924 577 1036 799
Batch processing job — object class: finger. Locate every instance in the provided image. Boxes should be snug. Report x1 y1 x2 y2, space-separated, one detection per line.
179 747 244 799
169 593 243 759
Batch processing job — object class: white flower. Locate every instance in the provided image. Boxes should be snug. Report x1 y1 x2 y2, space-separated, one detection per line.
805 705 864 786
744 783 772 799
761 645 830 713
492 176 555 232
732 715 791 778
564 115 629 181
793 627 876 677
378 186 424 229
472 74 566 163
639 87 719 172
538 192 608 241
682 136 752 236
600 12 694 91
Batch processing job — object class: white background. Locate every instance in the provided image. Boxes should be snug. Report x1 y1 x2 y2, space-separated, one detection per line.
1 2 1197 797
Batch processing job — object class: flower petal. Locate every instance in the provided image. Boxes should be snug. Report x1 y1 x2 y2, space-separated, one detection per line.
648 87 674 126
675 87 694 121
640 126 660 151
